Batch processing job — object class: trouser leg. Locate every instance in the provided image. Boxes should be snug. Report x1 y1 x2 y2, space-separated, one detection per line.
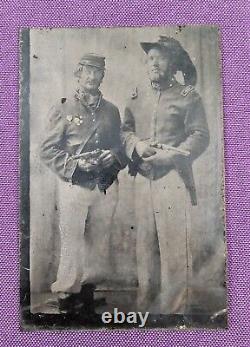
80 180 119 285
151 171 191 314
135 176 161 312
51 182 92 294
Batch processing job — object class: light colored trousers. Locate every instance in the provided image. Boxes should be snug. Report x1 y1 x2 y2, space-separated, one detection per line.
51 180 118 294
135 170 193 314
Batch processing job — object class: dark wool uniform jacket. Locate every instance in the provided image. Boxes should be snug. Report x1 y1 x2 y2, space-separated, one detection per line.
121 80 210 205
40 95 127 191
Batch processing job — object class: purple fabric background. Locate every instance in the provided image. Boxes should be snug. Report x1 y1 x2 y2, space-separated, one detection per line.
0 1 249 346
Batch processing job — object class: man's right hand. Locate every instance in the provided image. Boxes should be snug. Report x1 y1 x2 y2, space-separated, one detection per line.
135 141 156 158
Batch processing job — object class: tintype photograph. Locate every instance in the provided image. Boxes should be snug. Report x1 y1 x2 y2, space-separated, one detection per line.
20 26 227 329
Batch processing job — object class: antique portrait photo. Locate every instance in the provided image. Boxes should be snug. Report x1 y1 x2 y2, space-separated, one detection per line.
20 26 227 329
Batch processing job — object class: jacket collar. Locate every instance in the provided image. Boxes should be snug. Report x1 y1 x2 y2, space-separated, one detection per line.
74 88 103 111
150 76 177 91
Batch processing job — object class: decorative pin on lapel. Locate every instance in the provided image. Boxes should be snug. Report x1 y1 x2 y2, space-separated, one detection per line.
66 115 73 122
73 115 83 125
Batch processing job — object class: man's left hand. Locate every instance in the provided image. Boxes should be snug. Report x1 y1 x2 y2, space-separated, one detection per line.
99 150 116 168
143 149 173 168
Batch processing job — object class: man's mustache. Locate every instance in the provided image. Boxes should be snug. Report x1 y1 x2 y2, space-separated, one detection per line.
85 79 100 84
151 67 163 73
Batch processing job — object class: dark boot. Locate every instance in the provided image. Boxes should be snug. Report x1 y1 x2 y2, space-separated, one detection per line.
79 284 96 315
78 284 107 310
77 284 103 323
58 285 103 323
58 293 80 314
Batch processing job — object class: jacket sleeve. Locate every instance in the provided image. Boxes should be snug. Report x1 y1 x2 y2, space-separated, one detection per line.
176 93 210 161
40 105 78 181
109 107 128 169
167 93 209 205
121 105 141 160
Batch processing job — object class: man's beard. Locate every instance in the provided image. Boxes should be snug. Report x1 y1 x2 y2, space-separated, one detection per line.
81 81 101 95
148 69 170 83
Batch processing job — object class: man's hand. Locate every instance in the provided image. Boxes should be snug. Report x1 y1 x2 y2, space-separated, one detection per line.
99 150 116 168
77 158 100 172
143 149 173 168
135 141 156 158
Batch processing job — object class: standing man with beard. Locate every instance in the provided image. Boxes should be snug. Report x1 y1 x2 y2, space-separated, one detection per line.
40 53 126 318
122 36 209 316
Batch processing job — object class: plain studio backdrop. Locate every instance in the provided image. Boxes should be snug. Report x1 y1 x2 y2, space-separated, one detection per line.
28 26 226 311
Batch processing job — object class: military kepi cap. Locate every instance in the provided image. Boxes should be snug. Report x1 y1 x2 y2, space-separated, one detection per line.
140 36 197 86
79 53 105 69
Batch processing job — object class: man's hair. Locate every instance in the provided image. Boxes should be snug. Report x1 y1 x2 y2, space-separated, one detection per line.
145 47 177 78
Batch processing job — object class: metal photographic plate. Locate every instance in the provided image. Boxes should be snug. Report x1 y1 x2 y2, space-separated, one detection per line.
20 26 227 329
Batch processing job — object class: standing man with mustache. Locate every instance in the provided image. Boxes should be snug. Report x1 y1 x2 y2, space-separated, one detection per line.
40 53 126 318
122 36 209 316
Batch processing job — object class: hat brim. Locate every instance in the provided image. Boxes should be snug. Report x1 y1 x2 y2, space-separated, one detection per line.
79 61 105 70
140 42 167 54
140 40 197 86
